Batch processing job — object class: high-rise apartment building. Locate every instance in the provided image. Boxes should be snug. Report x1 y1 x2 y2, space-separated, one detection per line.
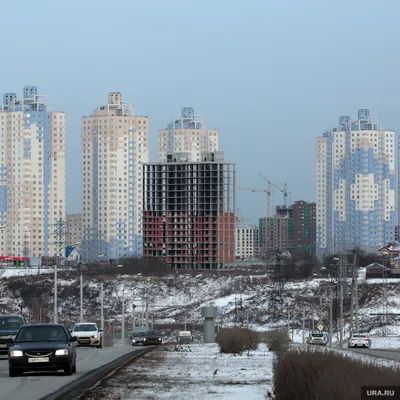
316 109 397 258
81 93 149 262
0 86 66 258
143 151 235 269
66 214 82 249
157 107 218 162
258 206 294 258
235 225 259 259
292 201 316 257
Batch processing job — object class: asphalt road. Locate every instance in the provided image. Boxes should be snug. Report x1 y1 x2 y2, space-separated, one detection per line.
347 347 400 361
0 346 142 400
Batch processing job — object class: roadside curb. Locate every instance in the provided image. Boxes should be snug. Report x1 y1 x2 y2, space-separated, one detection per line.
39 346 155 400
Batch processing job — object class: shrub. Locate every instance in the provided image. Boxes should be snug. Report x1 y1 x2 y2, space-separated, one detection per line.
274 348 400 400
261 329 289 352
215 327 259 354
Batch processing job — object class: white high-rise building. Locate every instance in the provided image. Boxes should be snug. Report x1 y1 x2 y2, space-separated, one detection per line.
235 225 259 259
316 109 398 258
157 107 218 162
0 86 66 259
81 93 149 262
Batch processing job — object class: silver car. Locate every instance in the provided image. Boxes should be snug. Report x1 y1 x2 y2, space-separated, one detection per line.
348 333 370 348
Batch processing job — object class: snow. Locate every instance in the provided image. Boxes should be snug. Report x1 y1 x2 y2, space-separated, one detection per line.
89 343 274 399
0 267 54 278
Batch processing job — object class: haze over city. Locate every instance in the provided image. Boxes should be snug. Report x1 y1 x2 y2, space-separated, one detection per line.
2 0 400 222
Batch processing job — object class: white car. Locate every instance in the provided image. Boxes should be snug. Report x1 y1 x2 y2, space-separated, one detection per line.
71 322 103 348
308 331 327 346
348 333 370 348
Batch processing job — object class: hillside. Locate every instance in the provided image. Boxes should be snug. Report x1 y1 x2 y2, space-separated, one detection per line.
0 267 399 343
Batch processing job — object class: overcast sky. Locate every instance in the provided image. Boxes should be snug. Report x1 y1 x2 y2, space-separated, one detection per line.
1 0 400 222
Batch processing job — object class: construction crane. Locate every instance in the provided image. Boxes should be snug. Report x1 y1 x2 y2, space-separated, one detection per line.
235 208 252 224
238 186 273 219
258 173 290 208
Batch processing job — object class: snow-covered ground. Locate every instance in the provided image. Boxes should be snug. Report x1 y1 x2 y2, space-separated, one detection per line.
85 343 274 400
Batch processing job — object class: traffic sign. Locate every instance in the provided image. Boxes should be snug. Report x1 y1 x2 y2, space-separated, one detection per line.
317 325 323 331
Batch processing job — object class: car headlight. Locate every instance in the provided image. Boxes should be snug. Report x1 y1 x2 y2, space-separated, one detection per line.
10 350 23 357
92 335 98 338
132 340 136 342
158 338 162 341
55 349 69 356
143 338 146 341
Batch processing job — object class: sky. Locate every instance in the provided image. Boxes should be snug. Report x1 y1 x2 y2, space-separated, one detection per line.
1 0 400 223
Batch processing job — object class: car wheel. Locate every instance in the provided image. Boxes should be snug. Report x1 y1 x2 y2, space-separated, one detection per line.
97 341 103 349
72 362 76 373
9 368 19 377
64 366 73 376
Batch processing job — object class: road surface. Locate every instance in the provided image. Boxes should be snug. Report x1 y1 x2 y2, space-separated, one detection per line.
0 346 142 400
348 347 400 362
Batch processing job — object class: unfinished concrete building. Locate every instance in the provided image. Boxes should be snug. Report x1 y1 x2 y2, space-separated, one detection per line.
143 151 235 269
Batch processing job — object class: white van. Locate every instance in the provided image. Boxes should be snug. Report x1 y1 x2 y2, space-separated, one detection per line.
177 331 193 344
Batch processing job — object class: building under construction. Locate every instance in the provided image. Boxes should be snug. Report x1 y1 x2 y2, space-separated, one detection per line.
143 151 235 269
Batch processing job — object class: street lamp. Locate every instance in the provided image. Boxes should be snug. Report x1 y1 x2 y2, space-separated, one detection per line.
321 265 339 347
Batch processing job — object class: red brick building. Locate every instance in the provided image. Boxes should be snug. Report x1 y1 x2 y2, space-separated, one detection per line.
143 152 235 269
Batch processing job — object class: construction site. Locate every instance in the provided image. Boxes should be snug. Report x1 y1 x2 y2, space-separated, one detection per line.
142 151 235 269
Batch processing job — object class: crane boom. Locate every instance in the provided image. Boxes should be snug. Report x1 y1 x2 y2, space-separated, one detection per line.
238 186 272 219
258 173 290 207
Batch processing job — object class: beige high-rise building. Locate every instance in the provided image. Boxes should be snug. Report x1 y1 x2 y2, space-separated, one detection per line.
0 86 66 259
81 93 149 263
157 107 218 162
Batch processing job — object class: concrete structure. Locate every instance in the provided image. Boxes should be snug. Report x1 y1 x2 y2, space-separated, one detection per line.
235 225 259 259
259 206 293 258
81 93 149 262
66 214 82 249
157 107 218 162
201 306 217 343
143 151 235 269
0 86 66 258
316 110 397 257
292 201 316 258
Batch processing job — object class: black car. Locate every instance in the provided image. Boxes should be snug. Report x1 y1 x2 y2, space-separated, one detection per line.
0 315 26 353
142 330 163 346
8 323 78 377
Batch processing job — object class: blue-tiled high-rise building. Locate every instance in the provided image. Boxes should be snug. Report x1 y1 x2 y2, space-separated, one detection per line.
316 109 398 258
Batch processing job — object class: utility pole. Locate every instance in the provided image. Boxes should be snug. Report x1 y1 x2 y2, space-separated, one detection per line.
80 266 83 322
302 307 305 344
151 314 154 330
350 250 357 336
312 308 314 331
355 268 359 332
132 305 136 331
54 264 58 324
329 293 333 347
320 297 323 324
51 210 66 325
100 282 104 332
122 288 125 344
184 314 187 331
287 309 290 337
339 262 343 348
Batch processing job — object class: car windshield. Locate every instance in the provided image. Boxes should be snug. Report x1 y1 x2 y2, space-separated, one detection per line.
133 332 146 337
145 331 161 336
15 326 67 343
0 317 22 331
312 334 323 337
352 334 367 338
73 324 97 332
